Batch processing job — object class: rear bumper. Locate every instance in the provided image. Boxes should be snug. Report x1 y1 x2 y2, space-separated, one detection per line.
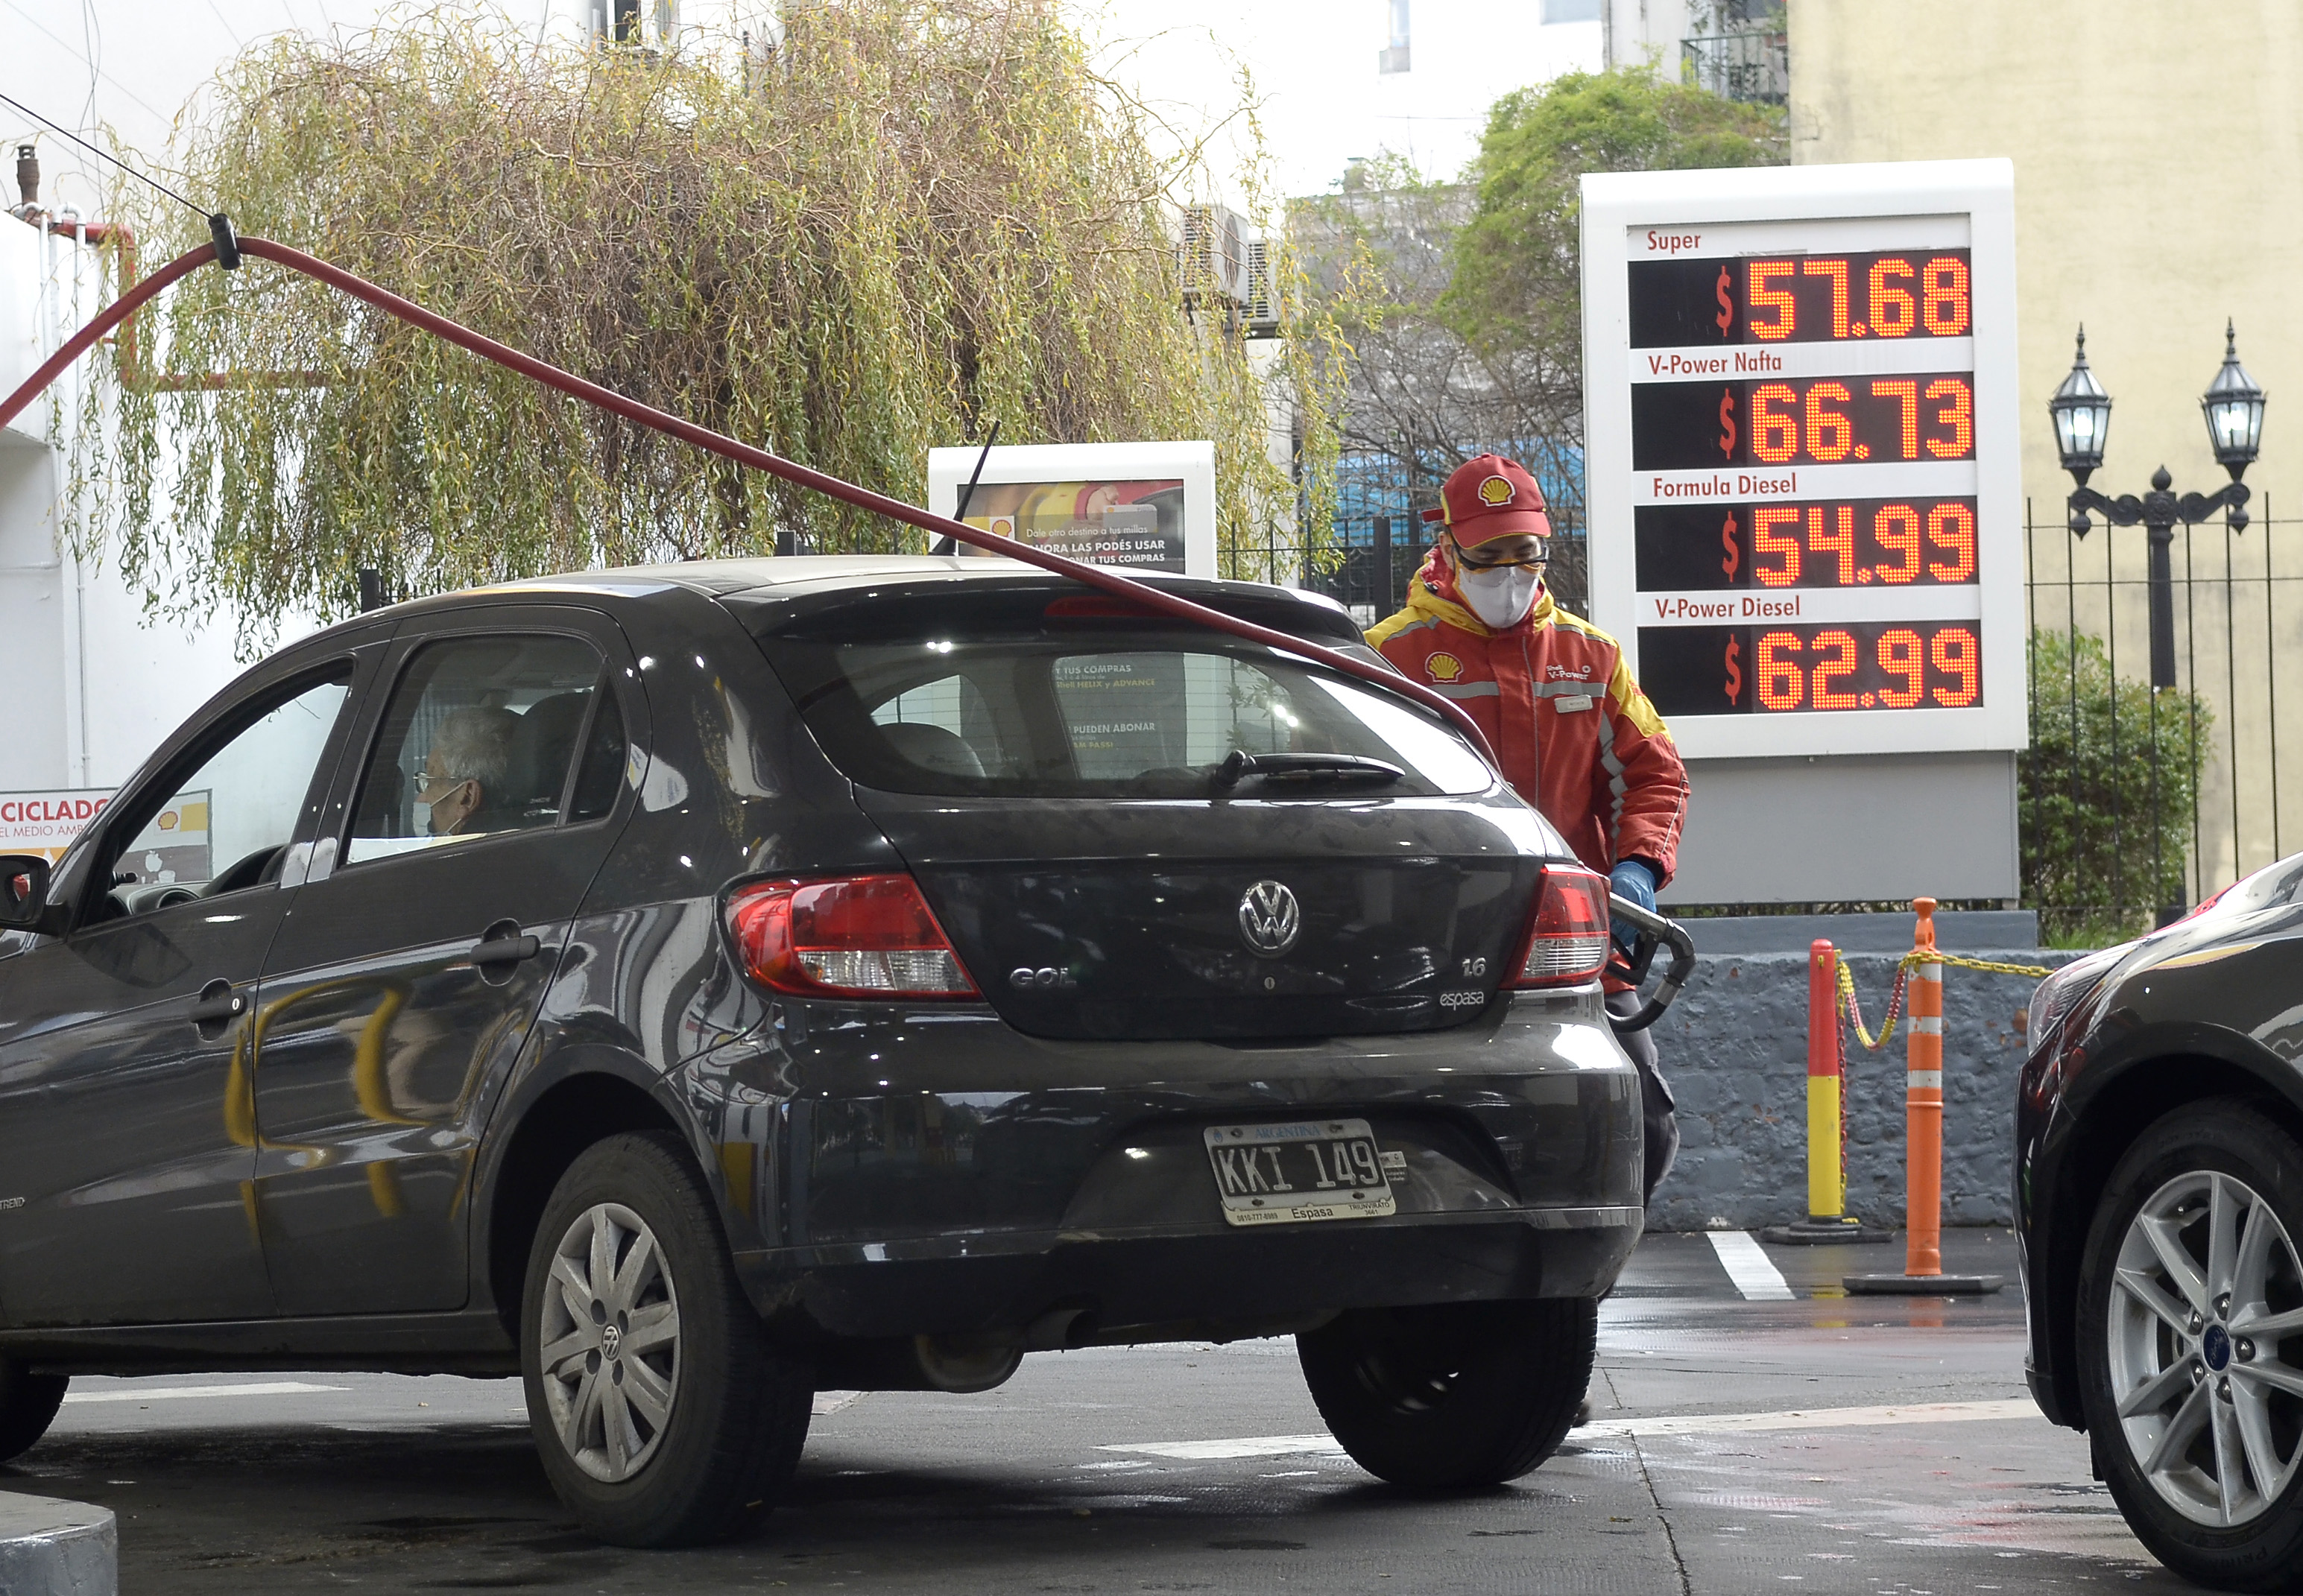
677 985 1642 1338
736 1206 1642 1342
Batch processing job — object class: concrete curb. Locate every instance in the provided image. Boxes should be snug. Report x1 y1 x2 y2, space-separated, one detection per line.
0 1491 116 1596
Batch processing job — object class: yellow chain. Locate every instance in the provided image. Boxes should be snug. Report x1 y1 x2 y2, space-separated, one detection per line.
1835 958 1904 1049
1930 951 2054 978
1831 947 2052 1053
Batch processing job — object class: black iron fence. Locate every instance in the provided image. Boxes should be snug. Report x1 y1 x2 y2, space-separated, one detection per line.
2023 496 2301 943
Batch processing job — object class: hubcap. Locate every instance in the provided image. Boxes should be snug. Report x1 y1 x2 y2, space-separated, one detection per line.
2108 1170 2303 1526
537 1203 681 1483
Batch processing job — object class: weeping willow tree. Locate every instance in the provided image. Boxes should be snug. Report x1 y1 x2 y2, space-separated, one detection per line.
74 1 1347 640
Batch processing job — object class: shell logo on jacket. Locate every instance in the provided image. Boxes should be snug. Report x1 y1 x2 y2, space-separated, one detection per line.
1366 545 1689 887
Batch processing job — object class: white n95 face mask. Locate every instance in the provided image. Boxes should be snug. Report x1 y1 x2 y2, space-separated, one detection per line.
1457 563 1540 629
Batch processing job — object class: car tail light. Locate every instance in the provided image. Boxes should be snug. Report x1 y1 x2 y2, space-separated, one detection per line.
726 875 979 999
1507 864 1612 988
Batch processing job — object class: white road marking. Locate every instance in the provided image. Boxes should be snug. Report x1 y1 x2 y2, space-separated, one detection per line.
1707 1228 1796 1299
1576 1398 2041 1437
1101 1434 1345 1460
812 1390 865 1416
63 1381 347 1405
1099 1398 2044 1459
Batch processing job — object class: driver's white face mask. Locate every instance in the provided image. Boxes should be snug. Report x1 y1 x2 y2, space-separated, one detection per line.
1456 561 1541 629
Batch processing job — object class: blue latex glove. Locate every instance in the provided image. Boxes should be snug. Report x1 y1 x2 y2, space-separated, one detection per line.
1609 859 1658 952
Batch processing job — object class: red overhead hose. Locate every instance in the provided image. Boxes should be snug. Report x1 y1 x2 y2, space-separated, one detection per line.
0 233 1505 771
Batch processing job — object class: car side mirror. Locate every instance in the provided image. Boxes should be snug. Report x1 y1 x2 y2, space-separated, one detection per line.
0 855 60 934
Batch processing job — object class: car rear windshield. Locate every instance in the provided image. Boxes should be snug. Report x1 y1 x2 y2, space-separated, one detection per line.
754 594 1492 799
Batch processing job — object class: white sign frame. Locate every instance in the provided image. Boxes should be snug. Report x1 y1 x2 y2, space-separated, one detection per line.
0 787 116 863
1581 159 2024 759
926 440 1217 580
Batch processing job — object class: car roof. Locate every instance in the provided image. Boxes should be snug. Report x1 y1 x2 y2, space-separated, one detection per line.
357 555 1359 630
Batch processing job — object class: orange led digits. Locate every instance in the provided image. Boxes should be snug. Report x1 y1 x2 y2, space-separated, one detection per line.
1931 627 1981 706
1926 504 1977 582
1758 632 1804 710
1623 234 1991 726
1801 259 1852 339
1717 378 1971 468
1805 381 1854 461
1655 498 1975 592
1867 258 1916 338
1871 379 1921 460
1632 249 1970 351
1751 383 1800 463
1811 630 1860 709
1753 507 1801 586
1878 630 1927 707
1925 378 1974 458
1874 504 1922 583
1716 622 1985 716
1748 261 1796 340
1807 504 1856 585
1922 258 1971 336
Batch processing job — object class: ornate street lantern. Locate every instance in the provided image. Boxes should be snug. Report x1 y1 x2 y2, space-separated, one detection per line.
2201 319 2267 479
2049 326 2111 485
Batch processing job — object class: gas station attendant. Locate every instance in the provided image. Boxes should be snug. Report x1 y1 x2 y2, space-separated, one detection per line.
1368 454 1690 1201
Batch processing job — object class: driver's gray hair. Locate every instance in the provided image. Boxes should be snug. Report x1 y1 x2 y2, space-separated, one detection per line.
429 706 517 795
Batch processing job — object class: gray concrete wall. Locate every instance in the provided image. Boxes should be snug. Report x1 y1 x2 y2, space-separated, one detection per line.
1643 947 2082 1232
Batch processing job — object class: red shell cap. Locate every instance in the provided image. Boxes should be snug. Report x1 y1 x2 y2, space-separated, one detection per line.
1427 454 1551 545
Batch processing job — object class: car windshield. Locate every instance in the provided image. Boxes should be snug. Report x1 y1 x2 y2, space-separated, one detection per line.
756 601 1492 799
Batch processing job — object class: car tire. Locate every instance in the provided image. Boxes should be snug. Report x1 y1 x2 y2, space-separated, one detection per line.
520 1130 812 1548
2078 1100 2303 1591
0 1358 67 1464
1297 1296 1595 1489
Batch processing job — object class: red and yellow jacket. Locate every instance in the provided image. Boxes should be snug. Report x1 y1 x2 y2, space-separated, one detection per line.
1366 549 1689 885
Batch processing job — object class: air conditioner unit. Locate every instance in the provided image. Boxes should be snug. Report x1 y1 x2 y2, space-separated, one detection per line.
1242 238 1279 335
1181 204 1256 307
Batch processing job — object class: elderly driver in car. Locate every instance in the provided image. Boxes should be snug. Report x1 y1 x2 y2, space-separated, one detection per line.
417 706 519 837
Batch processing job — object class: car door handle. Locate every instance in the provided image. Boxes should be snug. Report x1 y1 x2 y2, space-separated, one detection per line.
467 933 542 968
188 982 248 1027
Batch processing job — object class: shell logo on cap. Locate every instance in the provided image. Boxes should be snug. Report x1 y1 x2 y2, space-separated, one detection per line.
1477 475 1515 507
1426 652 1464 683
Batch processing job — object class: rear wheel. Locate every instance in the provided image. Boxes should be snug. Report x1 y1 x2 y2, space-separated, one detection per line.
2078 1101 2303 1590
522 1130 812 1547
0 1358 67 1463
1297 1297 1594 1489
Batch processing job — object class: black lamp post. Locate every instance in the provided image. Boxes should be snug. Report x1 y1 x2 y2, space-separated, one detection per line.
2053 322 2266 688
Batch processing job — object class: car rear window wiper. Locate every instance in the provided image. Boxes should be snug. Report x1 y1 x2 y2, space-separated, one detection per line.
1213 750 1406 790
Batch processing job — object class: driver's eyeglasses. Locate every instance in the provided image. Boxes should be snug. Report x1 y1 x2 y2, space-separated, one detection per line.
411 770 468 794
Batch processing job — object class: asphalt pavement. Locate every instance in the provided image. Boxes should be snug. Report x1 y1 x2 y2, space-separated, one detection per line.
2 1227 2190 1594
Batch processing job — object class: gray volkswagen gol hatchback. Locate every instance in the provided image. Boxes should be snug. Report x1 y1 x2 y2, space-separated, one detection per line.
0 557 1646 1545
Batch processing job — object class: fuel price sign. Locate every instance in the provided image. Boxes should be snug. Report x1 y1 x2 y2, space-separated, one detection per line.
1581 161 2024 760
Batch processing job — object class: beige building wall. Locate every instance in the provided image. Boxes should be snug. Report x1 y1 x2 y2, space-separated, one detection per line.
1790 0 2303 898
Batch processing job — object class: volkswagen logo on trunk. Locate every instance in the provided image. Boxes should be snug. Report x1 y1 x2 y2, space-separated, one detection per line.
1237 880 1301 957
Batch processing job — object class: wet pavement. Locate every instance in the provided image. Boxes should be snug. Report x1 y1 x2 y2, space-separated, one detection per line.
2 1228 2190 1593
